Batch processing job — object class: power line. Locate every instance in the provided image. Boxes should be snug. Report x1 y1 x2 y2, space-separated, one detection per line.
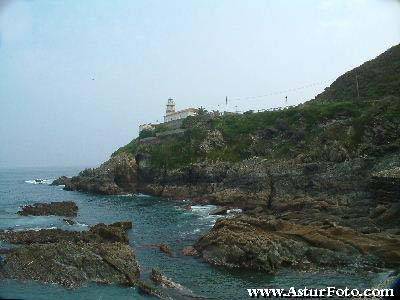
226 78 334 104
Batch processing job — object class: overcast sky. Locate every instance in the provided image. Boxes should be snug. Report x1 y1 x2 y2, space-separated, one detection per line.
0 0 399 168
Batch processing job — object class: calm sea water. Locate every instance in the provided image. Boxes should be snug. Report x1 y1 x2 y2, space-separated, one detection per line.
0 167 390 299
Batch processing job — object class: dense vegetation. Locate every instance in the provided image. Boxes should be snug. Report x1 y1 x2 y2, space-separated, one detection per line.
114 98 400 170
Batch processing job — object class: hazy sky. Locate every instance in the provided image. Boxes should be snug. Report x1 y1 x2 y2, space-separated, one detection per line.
0 0 399 168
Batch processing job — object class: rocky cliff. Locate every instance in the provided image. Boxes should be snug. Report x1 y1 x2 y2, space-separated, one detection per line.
56 152 138 195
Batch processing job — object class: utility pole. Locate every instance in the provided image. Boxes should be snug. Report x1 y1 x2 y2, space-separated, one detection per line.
355 74 360 101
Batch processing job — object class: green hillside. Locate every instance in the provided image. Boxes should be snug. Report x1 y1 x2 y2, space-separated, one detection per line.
314 43 400 102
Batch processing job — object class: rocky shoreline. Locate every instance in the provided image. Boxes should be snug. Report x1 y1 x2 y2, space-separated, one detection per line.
50 151 400 277
0 200 203 298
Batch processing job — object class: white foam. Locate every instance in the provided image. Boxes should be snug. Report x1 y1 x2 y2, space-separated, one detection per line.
227 208 242 214
187 205 221 227
136 193 151 197
13 226 58 232
190 205 217 215
75 222 88 228
25 179 54 185
118 193 134 197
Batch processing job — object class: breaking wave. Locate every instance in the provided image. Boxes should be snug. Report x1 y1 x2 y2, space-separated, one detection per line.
25 179 53 185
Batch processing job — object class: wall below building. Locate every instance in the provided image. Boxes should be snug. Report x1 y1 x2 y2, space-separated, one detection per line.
163 119 184 130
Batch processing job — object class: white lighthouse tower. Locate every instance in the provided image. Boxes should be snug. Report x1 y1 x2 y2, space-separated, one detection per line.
165 98 176 116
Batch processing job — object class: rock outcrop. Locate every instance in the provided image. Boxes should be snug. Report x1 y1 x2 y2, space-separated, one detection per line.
0 221 139 288
51 176 71 186
59 153 138 195
17 201 78 217
194 215 400 273
370 167 400 204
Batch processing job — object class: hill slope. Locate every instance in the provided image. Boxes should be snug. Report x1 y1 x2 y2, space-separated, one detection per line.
314 43 400 101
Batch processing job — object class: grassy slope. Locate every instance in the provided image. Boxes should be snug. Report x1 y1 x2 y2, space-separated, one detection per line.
115 99 400 169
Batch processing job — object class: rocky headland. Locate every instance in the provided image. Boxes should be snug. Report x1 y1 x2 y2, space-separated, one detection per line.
56 152 138 195
51 44 400 277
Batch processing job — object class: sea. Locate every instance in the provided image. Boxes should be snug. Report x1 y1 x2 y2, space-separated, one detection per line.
0 167 391 299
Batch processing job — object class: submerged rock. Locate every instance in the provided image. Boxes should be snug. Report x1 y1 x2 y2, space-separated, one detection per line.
151 269 206 299
151 269 185 290
0 221 139 288
182 246 198 256
17 201 78 217
137 281 165 299
158 244 173 257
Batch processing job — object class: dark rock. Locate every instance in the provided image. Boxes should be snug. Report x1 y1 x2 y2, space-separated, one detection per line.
194 215 400 273
111 221 133 230
0 221 132 245
137 281 164 299
247 206 264 214
375 203 400 228
51 176 71 186
89 222 130 244
0 221 139 288
370 167 400 204
0 228 83 245
158 244 173 257
0 241 139 288
150 269 205 299
360 226 381 234
209 207 228 215
17 201 78 217
63 218 76 225
151 269 185 290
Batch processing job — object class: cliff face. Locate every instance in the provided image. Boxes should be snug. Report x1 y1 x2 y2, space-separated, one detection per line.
137 157 374 208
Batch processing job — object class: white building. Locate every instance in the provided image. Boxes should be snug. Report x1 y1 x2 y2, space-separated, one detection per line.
138 98 197 133
163 98 197 122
